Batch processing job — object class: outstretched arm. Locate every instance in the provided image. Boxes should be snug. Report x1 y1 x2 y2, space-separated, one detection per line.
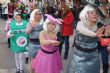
39 31 60 46
76 22 105 37
76 24 96 37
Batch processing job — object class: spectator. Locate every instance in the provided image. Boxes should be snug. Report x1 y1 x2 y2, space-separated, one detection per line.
59 1 74 59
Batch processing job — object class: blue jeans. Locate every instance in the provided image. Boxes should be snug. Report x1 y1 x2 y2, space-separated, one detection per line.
99 46 109 73
100 46 109 63
58 35 69 57
0 12 2 19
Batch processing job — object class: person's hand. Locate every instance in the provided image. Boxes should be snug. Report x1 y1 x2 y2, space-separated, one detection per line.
96 26 105 37
51 40 60 46
58 18 63 22
53 41 60 46
30 20 37 28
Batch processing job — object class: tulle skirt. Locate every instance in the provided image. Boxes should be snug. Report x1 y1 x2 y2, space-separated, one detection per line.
32 49 63 73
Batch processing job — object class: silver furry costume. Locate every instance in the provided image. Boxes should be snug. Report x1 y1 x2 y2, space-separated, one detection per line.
68 21 100 73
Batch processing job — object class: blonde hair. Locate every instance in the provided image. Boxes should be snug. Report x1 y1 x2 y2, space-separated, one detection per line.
43 18 60 33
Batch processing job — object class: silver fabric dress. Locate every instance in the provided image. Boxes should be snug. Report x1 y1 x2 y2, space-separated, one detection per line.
68 21 100 73
26 24 43 58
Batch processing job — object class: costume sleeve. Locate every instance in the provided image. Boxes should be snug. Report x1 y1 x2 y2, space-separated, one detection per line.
5 21 8 31
5 21 10 31
76 23 96 37
25 23 33 34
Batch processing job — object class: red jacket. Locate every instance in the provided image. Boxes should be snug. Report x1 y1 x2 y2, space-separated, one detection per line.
62 10 74 36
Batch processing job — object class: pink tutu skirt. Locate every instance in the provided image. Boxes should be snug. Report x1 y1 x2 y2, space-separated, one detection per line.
32 49 63 73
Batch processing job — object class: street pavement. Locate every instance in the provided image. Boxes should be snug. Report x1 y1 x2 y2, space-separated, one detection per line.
0 19 109 73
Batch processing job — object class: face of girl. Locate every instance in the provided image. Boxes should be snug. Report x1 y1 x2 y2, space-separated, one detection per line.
34 11 42 21
87 10 99 22
47 21 56 32
16 15 22 23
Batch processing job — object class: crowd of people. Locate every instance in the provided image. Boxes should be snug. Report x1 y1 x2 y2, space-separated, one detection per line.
1 0 110 73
